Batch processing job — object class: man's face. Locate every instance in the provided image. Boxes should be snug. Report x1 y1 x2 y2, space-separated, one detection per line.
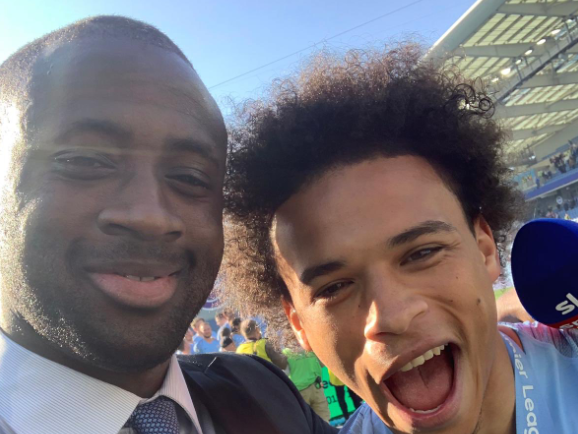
274 156 502 433
184 328 194 343
0 38 226 372
223 342 236 352
200 323 213 338
192 321 205 334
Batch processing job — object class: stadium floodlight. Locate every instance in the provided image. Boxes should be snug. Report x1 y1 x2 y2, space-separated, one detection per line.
500 67 512 76
537 38 547 45
515 59 522 65
525 49 533 56
491 77 499 83
551 29 561 35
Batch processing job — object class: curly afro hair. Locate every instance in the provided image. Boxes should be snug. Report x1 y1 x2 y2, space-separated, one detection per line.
223 43 524 343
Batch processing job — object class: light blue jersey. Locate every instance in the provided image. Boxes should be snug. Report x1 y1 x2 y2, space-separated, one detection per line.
341 322 578 433
193 337 220 354
193 332 218 346
503 322 578 433
232 333 245 347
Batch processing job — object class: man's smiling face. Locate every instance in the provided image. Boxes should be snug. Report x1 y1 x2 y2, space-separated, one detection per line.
0 38 226 372
274 156 508 433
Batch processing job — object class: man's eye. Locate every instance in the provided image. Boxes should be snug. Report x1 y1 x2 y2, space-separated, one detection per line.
166 169 212 197
56 156 109 168
316 281 353 301
402 246 443 265
167 174 210 189
53 154 115 179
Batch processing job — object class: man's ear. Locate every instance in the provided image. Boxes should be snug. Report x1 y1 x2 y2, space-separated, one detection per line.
474 216 501 282
282 297 312 351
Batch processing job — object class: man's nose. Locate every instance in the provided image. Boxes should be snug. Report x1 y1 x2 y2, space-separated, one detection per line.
364 274 429 340
97 170 184 242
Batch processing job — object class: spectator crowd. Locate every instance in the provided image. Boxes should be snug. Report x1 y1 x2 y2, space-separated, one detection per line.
176 310 362 425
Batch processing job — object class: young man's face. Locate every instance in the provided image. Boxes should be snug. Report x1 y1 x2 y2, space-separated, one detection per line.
200 323 213 339
274 156 507 433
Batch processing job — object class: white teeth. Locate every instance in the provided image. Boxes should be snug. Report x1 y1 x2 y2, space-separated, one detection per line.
398 344 447 374
400 363 413 373
409 404 441 414
140 276 156 282
123 275 157 282
400 362 414 372
412 355 425 367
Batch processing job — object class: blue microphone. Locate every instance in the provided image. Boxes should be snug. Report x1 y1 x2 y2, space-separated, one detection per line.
511 218 578 329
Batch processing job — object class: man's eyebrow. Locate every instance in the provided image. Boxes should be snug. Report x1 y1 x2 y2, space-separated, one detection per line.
297 221 456 285
54 119 133 144
165 138 221 168
387 220 457 249
300 261 346 286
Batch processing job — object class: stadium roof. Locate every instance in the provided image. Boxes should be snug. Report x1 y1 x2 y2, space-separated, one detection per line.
426 0 578 164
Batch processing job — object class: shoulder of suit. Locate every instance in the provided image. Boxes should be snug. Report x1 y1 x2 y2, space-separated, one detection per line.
178 352 283 375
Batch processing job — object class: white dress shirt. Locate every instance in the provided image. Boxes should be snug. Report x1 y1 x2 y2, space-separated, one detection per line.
0 331 204 434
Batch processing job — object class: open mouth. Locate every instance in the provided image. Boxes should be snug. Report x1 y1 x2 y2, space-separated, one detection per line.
381 343 459 425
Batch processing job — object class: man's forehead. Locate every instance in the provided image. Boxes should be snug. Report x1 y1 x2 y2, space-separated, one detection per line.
272 157 467 262
28 38 226 145
275 157 457 229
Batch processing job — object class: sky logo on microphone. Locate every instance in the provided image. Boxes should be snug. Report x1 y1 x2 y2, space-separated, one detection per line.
511 219 578 330
555 293 578 329
556 293 578 316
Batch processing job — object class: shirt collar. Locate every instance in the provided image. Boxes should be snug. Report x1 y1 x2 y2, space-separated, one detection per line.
0 331 201 434
148 354 202 433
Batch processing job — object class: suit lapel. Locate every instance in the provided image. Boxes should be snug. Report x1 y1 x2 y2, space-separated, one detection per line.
189 391 223 434
181 356 284 434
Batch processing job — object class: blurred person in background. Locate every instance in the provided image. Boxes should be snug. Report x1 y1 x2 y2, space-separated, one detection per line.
224 307 236 323
283 349 330 421
328 369 363 420
192 322 220 354
230 317 246 346
177 339 191 356
178 327 195 355
237 319 287 370
220 337 237 353
216 308 237 340
191 317 206 345
191 317 217 346
215 312 230 339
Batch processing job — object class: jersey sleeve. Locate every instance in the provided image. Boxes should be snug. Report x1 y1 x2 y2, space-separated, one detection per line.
340 404 393 434
502 321 578 357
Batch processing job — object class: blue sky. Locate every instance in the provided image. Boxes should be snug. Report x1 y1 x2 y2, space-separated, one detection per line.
0 0 474 113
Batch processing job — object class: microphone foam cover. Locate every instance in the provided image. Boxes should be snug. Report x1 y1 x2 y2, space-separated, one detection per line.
511 218 578 328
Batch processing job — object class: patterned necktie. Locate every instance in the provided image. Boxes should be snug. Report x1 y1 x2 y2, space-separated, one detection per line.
125 396 181 434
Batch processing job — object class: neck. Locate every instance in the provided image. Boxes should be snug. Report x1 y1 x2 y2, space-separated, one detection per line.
1 314 169 398
477 331 516 434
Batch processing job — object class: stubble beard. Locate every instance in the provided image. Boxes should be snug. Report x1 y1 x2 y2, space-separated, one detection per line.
0 209 221 373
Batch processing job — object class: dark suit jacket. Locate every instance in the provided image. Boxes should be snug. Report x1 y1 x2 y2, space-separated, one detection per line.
179 353 338 434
